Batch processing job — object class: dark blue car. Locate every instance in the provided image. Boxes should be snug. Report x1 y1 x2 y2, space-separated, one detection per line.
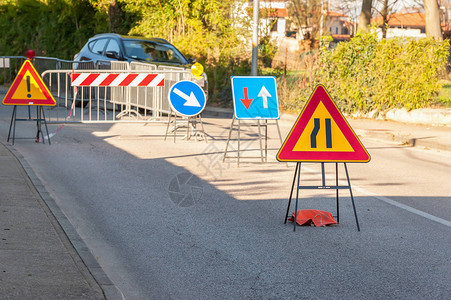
74 33 207 93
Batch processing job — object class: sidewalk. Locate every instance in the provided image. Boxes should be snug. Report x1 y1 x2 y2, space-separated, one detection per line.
0 141 118 299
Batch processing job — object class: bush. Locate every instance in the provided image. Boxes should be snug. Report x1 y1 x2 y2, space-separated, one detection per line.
312 32 450 113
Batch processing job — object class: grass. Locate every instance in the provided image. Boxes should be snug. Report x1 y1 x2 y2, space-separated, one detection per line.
435 80 451 108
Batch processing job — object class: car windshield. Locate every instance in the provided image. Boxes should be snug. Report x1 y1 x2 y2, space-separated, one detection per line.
123 40 187 64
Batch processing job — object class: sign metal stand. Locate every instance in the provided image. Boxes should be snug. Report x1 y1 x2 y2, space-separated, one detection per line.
223 118 283 166
7 105 51 145
224 76 281 166
165 80 207 142
284 162 360 232
164 110 207 142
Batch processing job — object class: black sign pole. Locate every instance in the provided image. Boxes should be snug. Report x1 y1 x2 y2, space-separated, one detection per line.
284 162 300 224
336 162 340 223
344 163 360 231
7 105 17 144
36 106 42 143
40 106 51 145
293 162 302 232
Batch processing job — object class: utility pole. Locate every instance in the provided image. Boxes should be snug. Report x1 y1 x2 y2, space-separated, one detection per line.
251 0 260 76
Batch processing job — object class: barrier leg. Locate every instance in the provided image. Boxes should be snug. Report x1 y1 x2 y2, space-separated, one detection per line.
223 118 235 162
7 106 17 143
41 107 51 145
336 162 340 223
284 162 300 224
293 162 302 232
344 163 360 231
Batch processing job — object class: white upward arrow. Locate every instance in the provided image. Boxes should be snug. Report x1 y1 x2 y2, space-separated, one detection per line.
258 85 271 109
174 88 201 107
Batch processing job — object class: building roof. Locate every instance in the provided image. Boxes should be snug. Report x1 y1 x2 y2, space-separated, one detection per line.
328 11 348 18
372 12 425 27
260 8 288 18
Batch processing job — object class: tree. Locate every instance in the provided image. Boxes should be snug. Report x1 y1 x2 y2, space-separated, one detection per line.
424 0 443 40
358 0 372 33
373 0 400 38
334 0 360 36
287 0 324 49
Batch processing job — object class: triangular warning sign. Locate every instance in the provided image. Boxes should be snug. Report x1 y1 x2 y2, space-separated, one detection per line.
277 85 370 162
2 60 56 106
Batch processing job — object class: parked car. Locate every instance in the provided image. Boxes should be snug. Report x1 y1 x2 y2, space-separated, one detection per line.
74 33 208 95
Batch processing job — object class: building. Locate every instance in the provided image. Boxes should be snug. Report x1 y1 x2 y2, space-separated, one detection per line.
248 0 289 39
372 12 426 39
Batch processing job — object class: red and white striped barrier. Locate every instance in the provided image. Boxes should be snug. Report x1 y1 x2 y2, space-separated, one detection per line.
71 73 165 87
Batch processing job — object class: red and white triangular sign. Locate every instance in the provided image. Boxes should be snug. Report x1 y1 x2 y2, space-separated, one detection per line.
277 84 370 162
2 60 56 106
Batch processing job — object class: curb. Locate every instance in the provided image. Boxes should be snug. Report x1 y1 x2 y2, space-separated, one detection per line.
355 128 451 152
2 142 124 300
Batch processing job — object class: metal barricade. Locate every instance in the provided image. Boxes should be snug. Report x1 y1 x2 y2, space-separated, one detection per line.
41 69 192 124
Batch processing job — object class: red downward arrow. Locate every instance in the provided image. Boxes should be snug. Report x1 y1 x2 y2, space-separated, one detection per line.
240 87 253 109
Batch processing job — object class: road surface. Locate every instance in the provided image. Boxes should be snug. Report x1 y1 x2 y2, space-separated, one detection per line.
0 106 449 299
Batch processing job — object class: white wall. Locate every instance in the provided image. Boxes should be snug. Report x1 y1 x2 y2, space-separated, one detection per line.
376 27 426 39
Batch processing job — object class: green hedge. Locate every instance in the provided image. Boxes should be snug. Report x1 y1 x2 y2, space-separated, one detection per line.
312 32 450 113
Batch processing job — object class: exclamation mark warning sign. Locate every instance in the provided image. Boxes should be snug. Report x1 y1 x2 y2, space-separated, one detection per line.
27 75 31 98
2 60 56 106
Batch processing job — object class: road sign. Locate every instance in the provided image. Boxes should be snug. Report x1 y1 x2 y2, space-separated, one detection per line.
231 76 279 119
2 60 56 106
168 80 206 117
277 84 370 162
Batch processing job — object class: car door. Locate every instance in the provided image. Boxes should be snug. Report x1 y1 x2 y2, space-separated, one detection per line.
104 38 122 61
89 38 109 67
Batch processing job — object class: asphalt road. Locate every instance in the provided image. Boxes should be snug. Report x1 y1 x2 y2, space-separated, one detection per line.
0 106 449 299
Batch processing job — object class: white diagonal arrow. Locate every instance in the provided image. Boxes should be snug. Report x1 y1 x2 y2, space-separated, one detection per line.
258 85 271 109
173 88 201 107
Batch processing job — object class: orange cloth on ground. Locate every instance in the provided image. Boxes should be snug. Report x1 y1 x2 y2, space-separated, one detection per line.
288 209 337 227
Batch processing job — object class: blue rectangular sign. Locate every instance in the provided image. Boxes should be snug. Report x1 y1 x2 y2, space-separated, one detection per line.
231 76 279 119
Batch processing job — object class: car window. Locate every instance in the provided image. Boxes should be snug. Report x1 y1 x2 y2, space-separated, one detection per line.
105 39 121 55
90 38 108 55
123 40 186 64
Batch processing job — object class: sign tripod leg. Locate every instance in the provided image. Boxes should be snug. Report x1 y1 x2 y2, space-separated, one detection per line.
7 106 17 144
238 119 241 166
35 106 50 145
199 115 208 143
284 162 300 224
164 110 178 143
164 110 171 141
41 106 50 145
344 163 360 231
223 118 235 163
257 120 264 163
265 120 268 161
293 162 302 232
336 162 340 223
36 106 42 143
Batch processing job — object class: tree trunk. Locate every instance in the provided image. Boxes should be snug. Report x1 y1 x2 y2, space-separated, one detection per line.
109 0 122 33
424 0 443 40
358 0 372 33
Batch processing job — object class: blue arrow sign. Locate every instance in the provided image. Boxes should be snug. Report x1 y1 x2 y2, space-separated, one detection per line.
231 76 279 119
168 81 206 117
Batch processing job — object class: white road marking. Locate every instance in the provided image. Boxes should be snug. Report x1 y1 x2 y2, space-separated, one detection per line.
302 165 451 227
